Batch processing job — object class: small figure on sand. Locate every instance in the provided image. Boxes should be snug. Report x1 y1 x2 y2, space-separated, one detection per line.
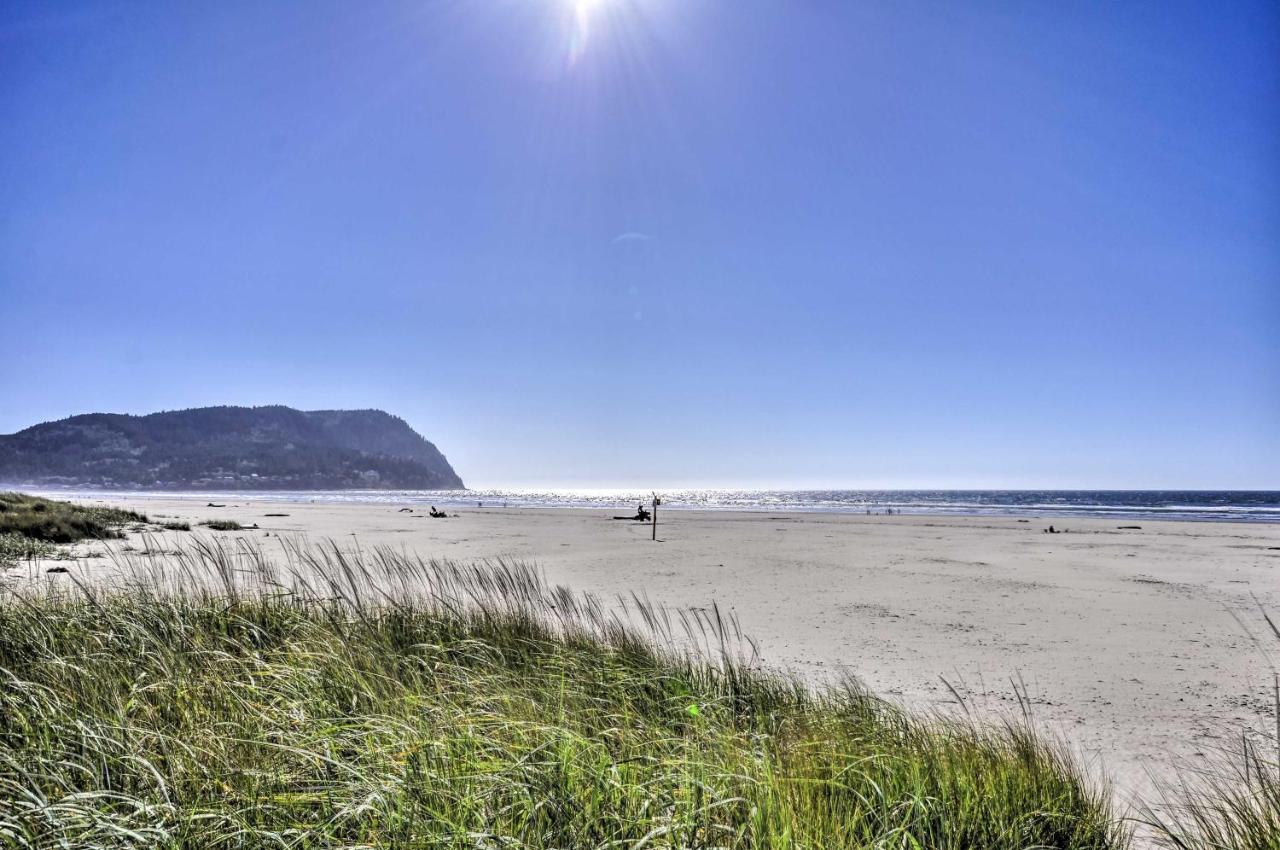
429 506 448 518
612 504 651 522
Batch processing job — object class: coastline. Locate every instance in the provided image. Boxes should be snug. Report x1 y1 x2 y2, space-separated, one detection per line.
18 487 1280 523
16 492 1280 806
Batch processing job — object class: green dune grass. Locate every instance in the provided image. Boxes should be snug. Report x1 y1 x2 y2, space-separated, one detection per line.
1139 607 1280 850
0 491 147 545
1141 745 1280 850
198 518 243 531
0 538 1129 849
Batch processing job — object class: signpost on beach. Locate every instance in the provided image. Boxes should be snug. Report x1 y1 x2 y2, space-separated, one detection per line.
651 494 660 541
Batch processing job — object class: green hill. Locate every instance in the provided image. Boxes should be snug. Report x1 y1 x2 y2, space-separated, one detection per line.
0 405 463 490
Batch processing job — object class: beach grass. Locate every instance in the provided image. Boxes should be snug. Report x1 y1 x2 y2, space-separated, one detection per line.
0 530 58 563
199 518 243 531
0 537 1128 849
1143 609 1280 849
1143 744 1280 850
0 491 147 545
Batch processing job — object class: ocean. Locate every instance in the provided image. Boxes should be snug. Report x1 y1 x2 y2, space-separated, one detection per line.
70 488 1280 523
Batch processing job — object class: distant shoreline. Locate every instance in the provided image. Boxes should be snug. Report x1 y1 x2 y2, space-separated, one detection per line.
17 486 1280 524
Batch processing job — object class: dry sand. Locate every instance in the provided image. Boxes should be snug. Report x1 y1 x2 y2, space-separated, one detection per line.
16 494 1280 808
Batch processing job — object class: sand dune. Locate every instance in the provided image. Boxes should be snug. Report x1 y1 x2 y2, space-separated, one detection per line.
23 494 1280 806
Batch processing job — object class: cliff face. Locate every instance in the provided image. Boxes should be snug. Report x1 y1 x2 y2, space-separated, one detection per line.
0 406 464 490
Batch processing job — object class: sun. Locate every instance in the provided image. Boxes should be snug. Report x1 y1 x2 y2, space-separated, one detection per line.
561 0 646 69
567 0 605 66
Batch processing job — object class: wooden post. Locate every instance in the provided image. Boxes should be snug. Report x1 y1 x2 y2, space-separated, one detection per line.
651 495 659 541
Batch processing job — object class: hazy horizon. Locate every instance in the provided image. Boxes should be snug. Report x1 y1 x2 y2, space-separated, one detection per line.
3 1 1277 490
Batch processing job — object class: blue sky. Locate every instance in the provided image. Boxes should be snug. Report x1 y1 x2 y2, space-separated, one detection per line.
2 0 1277 489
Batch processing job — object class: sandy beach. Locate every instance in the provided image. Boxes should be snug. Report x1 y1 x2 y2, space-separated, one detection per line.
19 494 1280 807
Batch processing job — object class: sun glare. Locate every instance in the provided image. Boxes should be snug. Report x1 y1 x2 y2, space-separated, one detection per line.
567 0 606 66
